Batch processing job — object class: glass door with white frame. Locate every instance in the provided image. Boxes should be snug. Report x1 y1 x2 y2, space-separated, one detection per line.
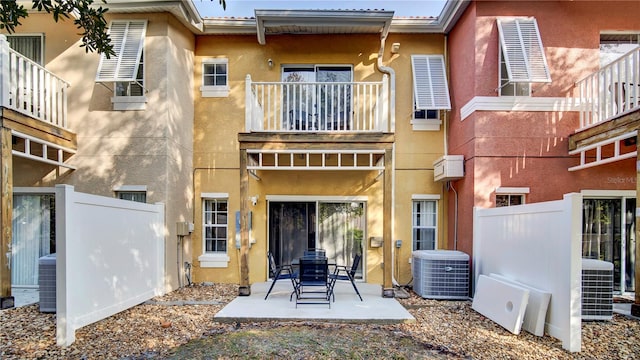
268 200 364 279
582 197 636 293
12 194 55 287
282 65 353 131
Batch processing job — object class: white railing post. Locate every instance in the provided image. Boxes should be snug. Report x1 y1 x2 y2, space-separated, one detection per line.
575 47 640 131
0 35 9 108
245 74 252 132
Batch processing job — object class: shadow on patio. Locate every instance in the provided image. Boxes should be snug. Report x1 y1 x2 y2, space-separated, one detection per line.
214 280 415 324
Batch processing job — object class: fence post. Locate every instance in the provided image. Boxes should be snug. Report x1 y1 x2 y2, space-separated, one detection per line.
0 35 10 109
54 184 73 346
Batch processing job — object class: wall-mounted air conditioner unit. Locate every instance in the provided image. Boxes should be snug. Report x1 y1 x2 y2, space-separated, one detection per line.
38 253 56 313
412 250 469 299
433 155 464 182
582 258 613 321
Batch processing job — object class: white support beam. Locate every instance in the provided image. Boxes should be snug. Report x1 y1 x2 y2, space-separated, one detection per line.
247 149 385 171
10 130 76 169
568 130 637 171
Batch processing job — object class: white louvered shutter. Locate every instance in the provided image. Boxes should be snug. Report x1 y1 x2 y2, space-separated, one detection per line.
411 55 451 110
497 18 551 83
95 20 147 82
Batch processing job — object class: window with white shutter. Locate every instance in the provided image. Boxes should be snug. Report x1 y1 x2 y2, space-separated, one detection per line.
410 55 450 131
497 17 550 96
96 20 146 82
96 20 147 110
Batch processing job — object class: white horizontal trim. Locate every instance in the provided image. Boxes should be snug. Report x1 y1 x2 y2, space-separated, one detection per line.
411 194 441 200
14 187 55 194
11 130 77 169
247 149 385 171
581 190 636 198
202 58 228 64
568 151 637 171
201 192 229 199
198 253 230 268
568 131 637 155
113 185 147 192
111 96 147 111
495 187 530 194
460 96 581 120
568 130 637 171
410 118 442 131
266 195 368 202
200 86 230 97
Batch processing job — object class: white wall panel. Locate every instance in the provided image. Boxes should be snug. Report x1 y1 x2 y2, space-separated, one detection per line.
55 185 165 346
473 193 582 352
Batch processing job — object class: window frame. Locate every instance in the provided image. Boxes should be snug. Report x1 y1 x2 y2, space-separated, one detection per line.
495 187 530 207
499 50 531 96
114 49 145 97
95 19 148 110
116 191 147 203
411 195 439 251
410 55 450 131
113 185 147 203
198 193 230 267
6 33 44 65
496 17 550 96
200 58 229 97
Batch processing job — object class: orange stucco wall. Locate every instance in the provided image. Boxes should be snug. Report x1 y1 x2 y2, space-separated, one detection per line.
447 1 640 257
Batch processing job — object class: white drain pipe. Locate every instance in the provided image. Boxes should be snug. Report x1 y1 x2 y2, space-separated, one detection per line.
376 33 399 288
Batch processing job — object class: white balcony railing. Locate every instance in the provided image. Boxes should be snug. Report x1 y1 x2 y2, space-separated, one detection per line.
0 35 68 129
576 47 640 130
245 74 389 133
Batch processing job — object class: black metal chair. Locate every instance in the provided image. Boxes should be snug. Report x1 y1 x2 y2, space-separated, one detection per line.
264 252 298 300
303 249 326 258
295 257 332 308
289 110 317 130
329 253 363 301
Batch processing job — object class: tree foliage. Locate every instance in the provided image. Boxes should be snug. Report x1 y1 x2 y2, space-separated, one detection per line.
0 0 227 58
1 1 114 56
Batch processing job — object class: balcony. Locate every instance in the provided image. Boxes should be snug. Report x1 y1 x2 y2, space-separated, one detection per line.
0 35 75 168
576 47 640 130
245 75 389 133
569 48 640 171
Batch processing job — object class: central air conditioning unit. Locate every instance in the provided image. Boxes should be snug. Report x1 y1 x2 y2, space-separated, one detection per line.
412 250 469 299
38 253 57 313
582 258 613 321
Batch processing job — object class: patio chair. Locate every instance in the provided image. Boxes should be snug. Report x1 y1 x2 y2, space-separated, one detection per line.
264 252 299 300
329 253 363 301
303 248 326 258
295 257 332 308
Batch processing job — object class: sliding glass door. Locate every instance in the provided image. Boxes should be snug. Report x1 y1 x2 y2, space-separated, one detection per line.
268 202 316 268
268 200 364 279
582 197 636 293
282 65 353 130
12 194 55 287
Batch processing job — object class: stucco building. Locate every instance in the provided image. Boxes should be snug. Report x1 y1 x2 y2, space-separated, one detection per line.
1 1 638 313
446 1 639 301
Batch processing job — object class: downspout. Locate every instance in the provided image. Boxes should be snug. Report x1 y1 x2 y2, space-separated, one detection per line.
443 34 458 251
376 32 399 287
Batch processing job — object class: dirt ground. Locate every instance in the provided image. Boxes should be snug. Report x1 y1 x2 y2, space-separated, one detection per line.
1 283 638 359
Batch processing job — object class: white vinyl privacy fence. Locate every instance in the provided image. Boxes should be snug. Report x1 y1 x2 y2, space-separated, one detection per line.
55 185 165 346
473 193 583 352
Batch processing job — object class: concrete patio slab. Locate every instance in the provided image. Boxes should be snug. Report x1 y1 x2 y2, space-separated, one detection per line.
214 280 415 324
